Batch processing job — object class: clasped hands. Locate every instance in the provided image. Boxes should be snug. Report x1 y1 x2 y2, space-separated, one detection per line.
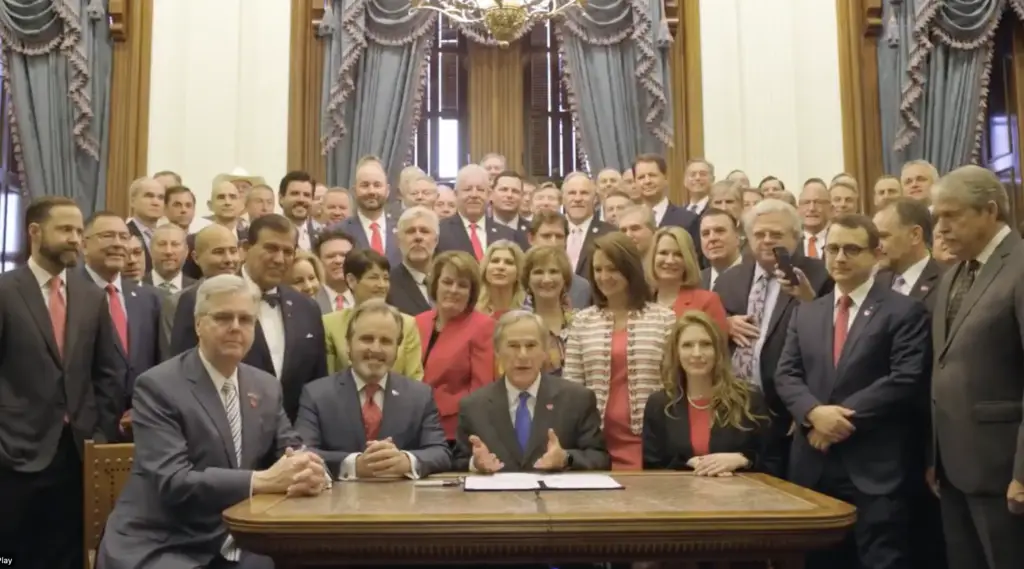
256 447 329 497
806 405 856 452
355 437 413 478
470 429 567 473
686 453 749 476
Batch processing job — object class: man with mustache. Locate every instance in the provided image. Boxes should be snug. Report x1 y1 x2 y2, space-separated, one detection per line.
332 156 402 266
0 197 124 569
169 214 327 422
387 206 438 316
81 212 163 435
436 164 521 261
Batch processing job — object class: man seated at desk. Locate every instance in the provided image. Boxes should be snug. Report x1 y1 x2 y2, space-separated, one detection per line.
97 275 329 569
455 310 610 472
295 299 451 479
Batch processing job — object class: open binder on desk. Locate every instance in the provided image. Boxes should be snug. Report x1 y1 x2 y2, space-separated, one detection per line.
463 473 623 491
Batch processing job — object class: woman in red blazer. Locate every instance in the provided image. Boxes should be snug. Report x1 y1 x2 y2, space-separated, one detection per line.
416 251 496 443
646 226 729 333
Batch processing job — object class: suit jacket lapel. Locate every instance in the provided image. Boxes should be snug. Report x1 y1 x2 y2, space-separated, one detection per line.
63 273 85 365
524 377 558 462
819 295 838 391
399 265 430 312
448 217 474 253
345 218 370 249
15 267 62 365
378 377 405 441
834 284 884 385
912 260 940 299
278 291 301 379
237 371 264 467
487 381 523 466
483 217 501 249
764 291 792 342
337 372 368 449
248 321 274 375
122 281 145 363
187 352 237 467
935 264 954 349
947 240 1013 345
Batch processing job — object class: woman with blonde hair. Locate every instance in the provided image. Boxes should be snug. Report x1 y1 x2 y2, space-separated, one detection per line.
521 245 575 374
646 226 729 332
286 250 325 299
564 232 676 470
642 311 773 475
477 240 526 318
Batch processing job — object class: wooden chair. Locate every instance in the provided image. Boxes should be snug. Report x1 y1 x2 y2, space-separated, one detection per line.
82 441 134 569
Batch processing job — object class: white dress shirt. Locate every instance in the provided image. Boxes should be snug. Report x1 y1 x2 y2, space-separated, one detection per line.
651 197 670 226
709 256 742 290
460 213 488 248
893 255 930 295
339 373 420 480
243 267 286 377
404 264 431 304
976 224 1012 266
322 283 354 310
833 277 875 330
687 196 709 215
84 265 127 319
358 211 388 251
150 270 185 294
495 214 521 230
296 220 313 251
803 228 829 258
28 257 66 308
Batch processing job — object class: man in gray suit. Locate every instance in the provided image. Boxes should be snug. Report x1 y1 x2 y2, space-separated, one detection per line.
931 165 1024 569
455 311 609 472
97 275 329 569
295 300 451 479
158 224 241 358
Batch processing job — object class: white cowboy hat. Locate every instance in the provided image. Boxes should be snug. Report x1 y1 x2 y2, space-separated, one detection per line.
212 167 266 187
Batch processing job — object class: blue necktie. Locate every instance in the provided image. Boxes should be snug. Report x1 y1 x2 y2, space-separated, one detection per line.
514 392 531 451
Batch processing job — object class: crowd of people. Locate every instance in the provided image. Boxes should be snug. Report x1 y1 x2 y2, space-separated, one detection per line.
0 152 1021 569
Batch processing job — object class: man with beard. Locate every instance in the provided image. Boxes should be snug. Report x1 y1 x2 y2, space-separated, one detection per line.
387 206 439 316
333 156 402 266
0 197 124 569
279 170 318 251
169 214 327 422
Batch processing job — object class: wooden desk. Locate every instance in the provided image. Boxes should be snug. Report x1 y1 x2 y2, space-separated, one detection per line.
224 472 855 567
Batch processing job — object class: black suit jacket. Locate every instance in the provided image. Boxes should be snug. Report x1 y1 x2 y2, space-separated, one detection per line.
572 218 615 277
775 280 932 495
436 215 524 257
875 257 945 314
181 226 247 280
642 387 775 472
660 202 705 268
699 267 712 290
0 265 124 471
713 255 833 476
454 375 610 472
126 219 153 275
168 283 327 422
386 264 431 316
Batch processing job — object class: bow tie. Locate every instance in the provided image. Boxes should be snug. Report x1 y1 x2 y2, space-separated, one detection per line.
262 292 281 308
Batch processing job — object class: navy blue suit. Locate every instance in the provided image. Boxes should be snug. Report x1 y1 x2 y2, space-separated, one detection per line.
436 215 524 257
331 213 402 266
660 202 704 267
775 279 931 569
168 284 327 423
119 280 162 406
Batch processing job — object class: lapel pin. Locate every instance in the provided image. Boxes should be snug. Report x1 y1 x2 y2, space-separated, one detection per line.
490 227 497 233
591 227 599 233
546 403 553 410
920 285 930 292
285 300 293 307
863 309 872 317
130 291 137 297
247 393 260 408
305 333 313 339
391 389 399 396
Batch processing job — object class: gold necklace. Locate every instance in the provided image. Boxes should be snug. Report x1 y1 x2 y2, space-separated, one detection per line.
686 395 711 410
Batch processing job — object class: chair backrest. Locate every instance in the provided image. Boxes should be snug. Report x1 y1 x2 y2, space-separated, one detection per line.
83 441 134 559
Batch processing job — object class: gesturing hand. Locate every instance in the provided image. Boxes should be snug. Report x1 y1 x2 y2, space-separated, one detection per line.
469 435 504 473
533 429 568 471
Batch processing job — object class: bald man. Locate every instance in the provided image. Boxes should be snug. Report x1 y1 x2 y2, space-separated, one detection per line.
181 183 248 280
158 225 241 359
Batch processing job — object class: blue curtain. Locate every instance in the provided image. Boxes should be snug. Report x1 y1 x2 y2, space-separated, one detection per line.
878 0 1003 174
558 0 673 172
0 0 112 214
321 0 436 187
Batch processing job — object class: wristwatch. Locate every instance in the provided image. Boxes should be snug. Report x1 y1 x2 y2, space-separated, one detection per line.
564 452 574 470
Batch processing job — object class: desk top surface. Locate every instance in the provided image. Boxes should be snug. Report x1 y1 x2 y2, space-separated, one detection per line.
225 472 854 533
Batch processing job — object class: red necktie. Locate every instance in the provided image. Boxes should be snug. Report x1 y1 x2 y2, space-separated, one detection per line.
106 284 129 354
48 276 65 358
469 223 484 260
362 383 382 442
833 295 851 367
808 235 819 258
370 222 384 255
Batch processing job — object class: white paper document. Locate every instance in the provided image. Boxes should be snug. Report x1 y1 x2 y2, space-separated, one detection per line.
464 473 623 491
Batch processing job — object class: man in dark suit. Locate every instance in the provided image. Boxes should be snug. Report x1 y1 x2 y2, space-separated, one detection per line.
873 197 948 569
491 170 533 236
143 223 195 296
714 198 833 478
632 154 701 258
169 214 327 422
776 214 931 569
455 311 609 472
563 172 614 277
125 176 166 274
80 212 163 423
331 157 403 265
97 275 329 569
0 197 124 569
387 206 437 316
437 164 524 260
698 208 743 290
295 300 451 479
930 166 1024 569
874 197 945 312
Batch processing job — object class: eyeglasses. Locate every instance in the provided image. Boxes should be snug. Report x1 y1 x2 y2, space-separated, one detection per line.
824 243 869 257
204 312 257 327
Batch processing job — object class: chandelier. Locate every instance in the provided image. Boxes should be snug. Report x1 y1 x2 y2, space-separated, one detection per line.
411 0 585 48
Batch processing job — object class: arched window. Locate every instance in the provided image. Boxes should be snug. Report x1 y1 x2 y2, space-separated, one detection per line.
412 16 469 185
0 62 22 273
523 21 584 183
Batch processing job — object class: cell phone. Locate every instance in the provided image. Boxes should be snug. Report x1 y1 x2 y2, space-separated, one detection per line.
772 246 799 284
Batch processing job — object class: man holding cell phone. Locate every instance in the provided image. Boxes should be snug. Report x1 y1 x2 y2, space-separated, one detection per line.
713 198 833 478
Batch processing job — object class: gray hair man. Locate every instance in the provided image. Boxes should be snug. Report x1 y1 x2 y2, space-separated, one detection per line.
388 206 439 316
97 274 328 569
453 310 609 473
